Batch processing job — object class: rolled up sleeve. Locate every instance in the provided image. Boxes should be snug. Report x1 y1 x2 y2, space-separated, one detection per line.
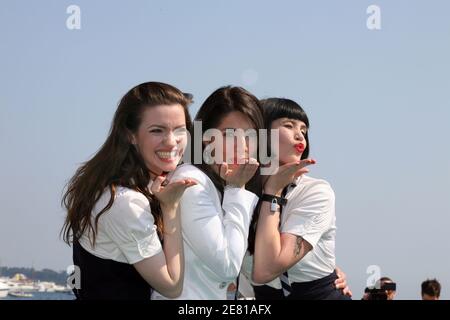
282 181 334 249
102 193 162 264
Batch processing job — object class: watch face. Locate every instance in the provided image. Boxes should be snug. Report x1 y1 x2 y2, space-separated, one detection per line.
270 199 279 212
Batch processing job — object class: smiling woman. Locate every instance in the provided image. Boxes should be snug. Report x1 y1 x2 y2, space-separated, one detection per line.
130 104 189 176
61 82 197 300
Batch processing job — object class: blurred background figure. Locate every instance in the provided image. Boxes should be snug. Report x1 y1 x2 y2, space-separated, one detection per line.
363 277 397 300
421 279 441 300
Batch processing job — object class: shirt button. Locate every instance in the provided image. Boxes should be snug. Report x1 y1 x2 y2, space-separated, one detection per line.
219 282 227 289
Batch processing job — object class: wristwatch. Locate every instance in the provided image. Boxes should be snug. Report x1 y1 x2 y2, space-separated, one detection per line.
261 194 287 212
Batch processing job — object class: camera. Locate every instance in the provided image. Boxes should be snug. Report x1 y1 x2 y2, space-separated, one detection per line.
365 282 397 300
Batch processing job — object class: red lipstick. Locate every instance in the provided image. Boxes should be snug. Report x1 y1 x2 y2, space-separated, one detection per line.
294 143 305 153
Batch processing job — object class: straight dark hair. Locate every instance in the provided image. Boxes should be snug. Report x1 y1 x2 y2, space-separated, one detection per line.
261 97 310 160
190 86 264 197
248 97 311 254
61 82 192 246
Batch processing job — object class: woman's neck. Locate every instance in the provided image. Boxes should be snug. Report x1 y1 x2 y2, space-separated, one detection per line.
148 168 163 180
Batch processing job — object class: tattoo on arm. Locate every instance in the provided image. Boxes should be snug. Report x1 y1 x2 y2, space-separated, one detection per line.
294 236 303 257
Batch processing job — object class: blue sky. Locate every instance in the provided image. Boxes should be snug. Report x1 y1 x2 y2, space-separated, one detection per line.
1 0 449 299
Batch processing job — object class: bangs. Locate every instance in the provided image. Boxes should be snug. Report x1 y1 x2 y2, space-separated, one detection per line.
261 97 310 159
261 98 309 128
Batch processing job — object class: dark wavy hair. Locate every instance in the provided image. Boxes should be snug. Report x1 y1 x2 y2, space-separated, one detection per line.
61 82 192 246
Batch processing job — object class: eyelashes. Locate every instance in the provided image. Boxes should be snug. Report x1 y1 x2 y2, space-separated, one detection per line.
282 124 307 136
148 127 187 135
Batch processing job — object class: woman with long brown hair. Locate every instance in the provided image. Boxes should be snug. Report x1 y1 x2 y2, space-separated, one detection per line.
152 86 262 300
62 82 196 299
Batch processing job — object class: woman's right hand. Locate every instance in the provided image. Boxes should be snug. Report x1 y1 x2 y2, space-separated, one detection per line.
263 159 316 196
151 175 197 211
219 157 259 189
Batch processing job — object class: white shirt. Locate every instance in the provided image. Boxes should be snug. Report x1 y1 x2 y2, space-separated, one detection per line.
152 164 259 300
242 175 337 290
79 185 163 265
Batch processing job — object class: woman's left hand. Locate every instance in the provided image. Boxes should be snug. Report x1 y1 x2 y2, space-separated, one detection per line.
151 175 197 211
263 159 316 196
335 266 353 297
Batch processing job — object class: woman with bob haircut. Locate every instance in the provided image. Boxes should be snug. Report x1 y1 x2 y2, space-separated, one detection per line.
245 97 351 300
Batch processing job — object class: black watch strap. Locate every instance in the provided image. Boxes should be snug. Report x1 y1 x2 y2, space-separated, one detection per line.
261 194 287 206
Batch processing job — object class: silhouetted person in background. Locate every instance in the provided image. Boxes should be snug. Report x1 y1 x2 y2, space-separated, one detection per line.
421 279 441 300
364 276 396 300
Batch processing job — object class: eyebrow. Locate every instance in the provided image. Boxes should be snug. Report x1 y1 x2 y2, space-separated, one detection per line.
282 119 307 130
146 124 186 130
220 127 256 133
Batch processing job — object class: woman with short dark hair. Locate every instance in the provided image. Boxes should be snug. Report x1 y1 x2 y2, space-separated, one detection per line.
246 97 351 300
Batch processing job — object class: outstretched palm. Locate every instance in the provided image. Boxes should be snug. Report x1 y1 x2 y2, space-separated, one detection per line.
264 159 316 194
151 176 197 208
